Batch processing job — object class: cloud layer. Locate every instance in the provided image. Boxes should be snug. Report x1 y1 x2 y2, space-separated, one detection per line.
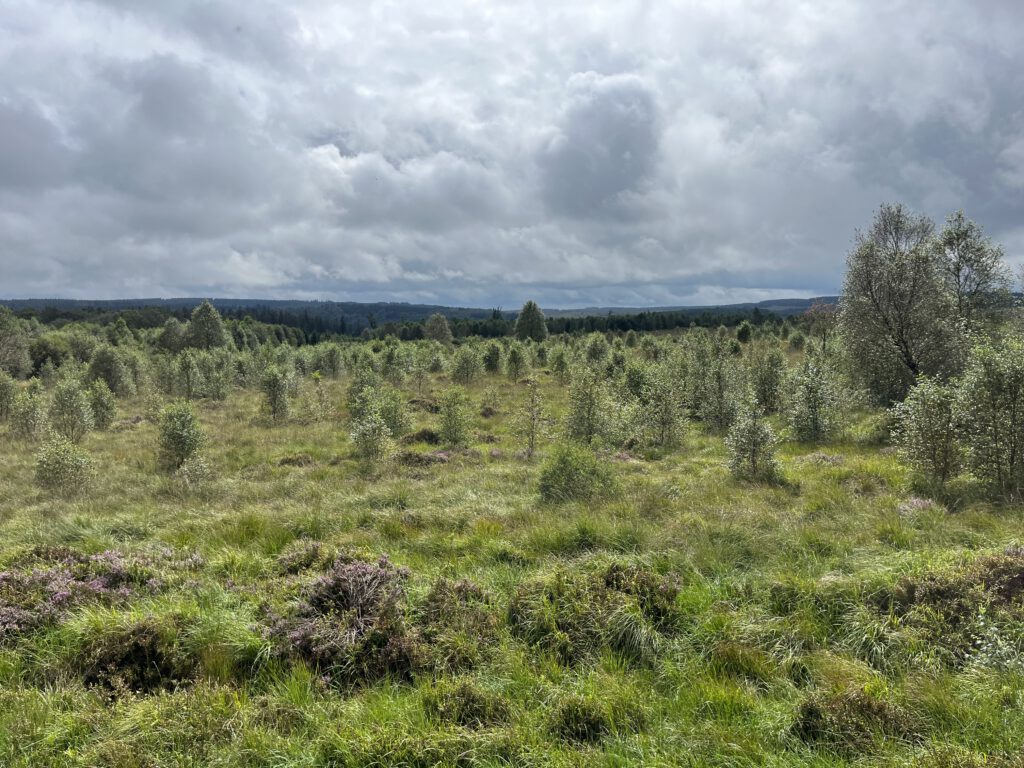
1 0 1022 307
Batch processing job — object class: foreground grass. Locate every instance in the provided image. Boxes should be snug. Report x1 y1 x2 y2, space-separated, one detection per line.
1 373 1023 767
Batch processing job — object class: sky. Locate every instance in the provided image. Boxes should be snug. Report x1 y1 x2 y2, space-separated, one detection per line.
1 1 1023 309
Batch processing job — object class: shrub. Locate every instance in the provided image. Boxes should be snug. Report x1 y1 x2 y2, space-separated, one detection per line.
892 377 960 488
437 387 471 448
565 367 608 444
88 380 116 430
261 364 293 423
549 346 570 384
736 320 753 343
726 402 780 481
34 433 93 494
266 555 422 685
515 377 546 459
954 339 1024 500
788 357 841 442
792 688 921 756
506 343 526 382
173 454 212 489
78 616 196 695
0 548 158 642
351 409 394 463
482 342 502 374
747 344 786 413
87 345 136 397
694 342 740 432
157 401 205 472
538 443 614 503
450 347 481 386
0 370 15 421
639 364 683 448
48 378 94 443
10 388 48 441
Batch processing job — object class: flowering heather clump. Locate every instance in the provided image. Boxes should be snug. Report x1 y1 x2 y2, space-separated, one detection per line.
0 547 160 642
266 555 423 685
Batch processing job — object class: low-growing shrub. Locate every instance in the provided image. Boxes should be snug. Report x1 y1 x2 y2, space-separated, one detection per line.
892 377 960 488
0 548 158 642
261 364 293 423
78 615 196 695
267 555 423 686
88 379 117 430
48 378 94 443
792 688 921 756
34 433 94 494
0 370 16 421
10 388 48 441
437 388 471 448
157 400 205 472
726 403 780 481
538 442 614 503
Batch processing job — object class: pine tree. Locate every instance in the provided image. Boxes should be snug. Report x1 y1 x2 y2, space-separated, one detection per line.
184 300 230 350
514 301 548 342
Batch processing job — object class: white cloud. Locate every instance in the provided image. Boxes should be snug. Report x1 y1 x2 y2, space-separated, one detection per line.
0 0 1022 306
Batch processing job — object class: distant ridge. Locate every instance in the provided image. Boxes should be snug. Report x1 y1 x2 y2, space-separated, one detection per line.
0 295 838 330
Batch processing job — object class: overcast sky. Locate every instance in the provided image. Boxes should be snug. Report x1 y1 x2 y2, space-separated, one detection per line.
1 1 1022 308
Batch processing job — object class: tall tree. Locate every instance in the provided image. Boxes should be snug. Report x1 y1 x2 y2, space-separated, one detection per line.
936 210 1012 328
839 203 962 404
184 300 230 350
422 313 453 345
514 300 548 342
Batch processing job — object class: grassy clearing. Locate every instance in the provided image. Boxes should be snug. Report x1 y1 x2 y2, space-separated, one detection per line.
1 369 1023 767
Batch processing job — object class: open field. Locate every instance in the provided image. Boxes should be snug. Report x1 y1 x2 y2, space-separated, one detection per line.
2 336 1023 767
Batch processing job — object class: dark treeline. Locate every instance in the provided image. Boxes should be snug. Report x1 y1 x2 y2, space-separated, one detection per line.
10 300 787 345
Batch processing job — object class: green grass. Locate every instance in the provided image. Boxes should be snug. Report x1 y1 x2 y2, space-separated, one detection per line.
1 371 1023 767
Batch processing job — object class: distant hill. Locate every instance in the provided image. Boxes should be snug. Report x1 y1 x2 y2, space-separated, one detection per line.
0 295 838 329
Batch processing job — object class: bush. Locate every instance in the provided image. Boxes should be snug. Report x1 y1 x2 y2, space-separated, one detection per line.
351 409 394 463
450 347 481 386
792 688 921 756
892 377 960 488
639 364 683 448
87 345 136 397
48 378 94 443
506 343 526 382
78 616 196 695
0 371 16 421
538 443 614 503
261 364 292 423
267 555 422 685
726 403 780 481
34 433 94 494
10 388 48 441
157 401 205 472
788 357 841 442
748 344 786 414
437 387 471 448
565 367 608 444
88 380 116 430
482 342 502 374
955 339 1024 500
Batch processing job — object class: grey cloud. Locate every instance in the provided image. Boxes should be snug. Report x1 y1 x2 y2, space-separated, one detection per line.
538 73 660 218
0 0 1022 306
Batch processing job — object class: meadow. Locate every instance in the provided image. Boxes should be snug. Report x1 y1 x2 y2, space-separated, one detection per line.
1 314 1023 767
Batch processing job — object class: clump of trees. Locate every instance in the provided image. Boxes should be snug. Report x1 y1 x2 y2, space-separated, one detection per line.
839 204 1011 404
